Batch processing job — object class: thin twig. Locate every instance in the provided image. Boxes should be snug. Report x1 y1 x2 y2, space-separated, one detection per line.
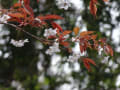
0 22 53 44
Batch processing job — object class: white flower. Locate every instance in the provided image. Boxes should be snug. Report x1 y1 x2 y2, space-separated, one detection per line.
56 0 71 10
98 45 103 55
10 39 29 47
0 14 10 23
72 37 79 42
35 18 41 23
63 34 69 39
46 42 60 55
44 28 57 38
67 53 80 61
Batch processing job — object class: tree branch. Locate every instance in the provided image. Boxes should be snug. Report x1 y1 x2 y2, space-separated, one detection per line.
0 22 54 44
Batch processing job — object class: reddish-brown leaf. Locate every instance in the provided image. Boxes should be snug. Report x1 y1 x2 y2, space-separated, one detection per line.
80 43 87 53
60 41 70 47
8 13 24 18
89 0 97 17
24 5 34 16
84 58 96 66
51 21 63 32
48 36 56 39
17 8 28 17
91 34 97 40
38 15 63 20
73 27 79 35
80 45 84 53
7 18 22 23
19 0 34 16
83 58 96 71
37 0 39 3
104 45 113 56
12 3 22 8
62 30 72 36
80 31 94 37
79 38 88 53
59 35 65 41
83 61 91 71
84 35 91 40
92 0 98 4
24 0 30 5
103 0 108 2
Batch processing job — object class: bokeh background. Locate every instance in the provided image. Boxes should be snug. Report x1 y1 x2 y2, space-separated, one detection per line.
0 0 120 90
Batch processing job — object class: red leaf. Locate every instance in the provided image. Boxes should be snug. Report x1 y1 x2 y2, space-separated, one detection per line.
85 58 96 66
92 0 98 4
19 0 34 16
103 0 108 2
104 45 113 56
7 18 22 23
17 8 28 17
80 45 85 53
8 13 24 18
83 58 96 71
48 36 56 39
24 5 34 16
83 61 91 71
80 31 94 37
37 0 39 3
62 30 72 36
60 41 70 47
91 34 97 40
79 38 87 53
12 3 22 8
38 15 63 20
24 0 30 5
59 35 65 41
89 0 97 17
51 21 63 32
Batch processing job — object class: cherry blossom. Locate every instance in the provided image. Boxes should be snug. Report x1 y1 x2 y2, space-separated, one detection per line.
10 39 29 47
56 0 71 10
0 14 10 23
44 28 57 38
46 42 60 55
67 53 81 61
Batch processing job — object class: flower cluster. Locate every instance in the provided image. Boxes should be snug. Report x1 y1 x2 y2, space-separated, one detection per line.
56 0 71 10
10 39 29 47
44 28 57 38
67 53 81 61
98 45 103 55
46 42 60 55
0 14 10 23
